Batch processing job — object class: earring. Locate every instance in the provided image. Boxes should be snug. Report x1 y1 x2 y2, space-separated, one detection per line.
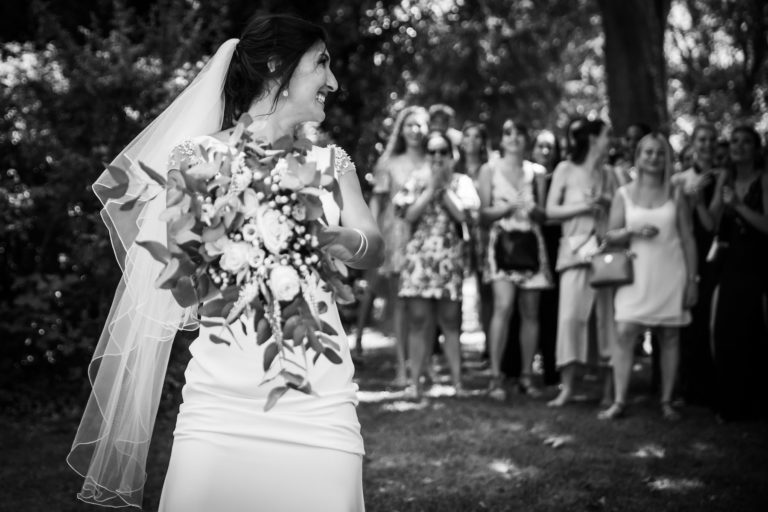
281 90 289 98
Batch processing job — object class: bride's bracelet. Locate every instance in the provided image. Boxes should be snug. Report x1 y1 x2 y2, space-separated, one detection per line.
348 228 368 263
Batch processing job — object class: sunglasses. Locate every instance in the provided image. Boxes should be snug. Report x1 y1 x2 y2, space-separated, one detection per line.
427 148 450 156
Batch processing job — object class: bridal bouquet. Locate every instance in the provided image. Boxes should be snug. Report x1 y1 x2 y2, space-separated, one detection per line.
105 115 355 409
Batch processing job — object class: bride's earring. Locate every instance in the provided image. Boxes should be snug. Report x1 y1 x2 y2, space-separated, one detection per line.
281 89 289 98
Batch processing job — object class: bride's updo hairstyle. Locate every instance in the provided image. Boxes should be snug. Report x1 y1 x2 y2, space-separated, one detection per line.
567 117 606 164
222 14 327 128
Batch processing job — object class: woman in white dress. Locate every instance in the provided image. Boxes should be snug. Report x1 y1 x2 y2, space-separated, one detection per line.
598 133 698 421
68 15 383 511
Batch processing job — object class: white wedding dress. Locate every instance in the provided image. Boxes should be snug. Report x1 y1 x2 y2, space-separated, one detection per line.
158 137 365 512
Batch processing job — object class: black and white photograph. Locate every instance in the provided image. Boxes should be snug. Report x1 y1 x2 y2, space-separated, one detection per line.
1 1 767 510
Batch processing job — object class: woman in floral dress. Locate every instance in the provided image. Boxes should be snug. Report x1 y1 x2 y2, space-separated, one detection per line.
397 131 480 398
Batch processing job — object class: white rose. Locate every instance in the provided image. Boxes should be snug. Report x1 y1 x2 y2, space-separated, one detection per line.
270 264 301 302
257 205 292 254
219 241 251 273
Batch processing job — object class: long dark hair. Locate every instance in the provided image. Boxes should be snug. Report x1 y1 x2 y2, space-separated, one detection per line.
499 118 529 157
222 15 327 128
567 117 606 164
456 121 490 174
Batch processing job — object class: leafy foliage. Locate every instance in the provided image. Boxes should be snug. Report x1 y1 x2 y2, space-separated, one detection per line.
0 0 227 398
666 0 768 134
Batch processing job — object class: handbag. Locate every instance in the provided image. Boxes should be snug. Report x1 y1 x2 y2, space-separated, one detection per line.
494 229 540 272
589 248 634 288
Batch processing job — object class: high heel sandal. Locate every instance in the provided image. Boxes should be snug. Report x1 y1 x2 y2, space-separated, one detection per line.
597 402 627 420
488 376 507 401
661 402 681 422
517 375 543 398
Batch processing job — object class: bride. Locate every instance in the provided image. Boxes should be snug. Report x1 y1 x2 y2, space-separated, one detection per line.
67 14 383 512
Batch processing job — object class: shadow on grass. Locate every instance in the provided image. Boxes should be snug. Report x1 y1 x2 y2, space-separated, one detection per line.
2 335 767 512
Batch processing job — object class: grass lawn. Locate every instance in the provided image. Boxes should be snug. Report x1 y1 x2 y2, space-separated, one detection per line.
2 331 766 512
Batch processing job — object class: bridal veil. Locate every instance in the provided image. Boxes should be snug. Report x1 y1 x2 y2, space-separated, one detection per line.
67 39 238 508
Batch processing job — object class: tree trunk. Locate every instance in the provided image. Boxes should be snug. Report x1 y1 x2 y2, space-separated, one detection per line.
597 0 671 134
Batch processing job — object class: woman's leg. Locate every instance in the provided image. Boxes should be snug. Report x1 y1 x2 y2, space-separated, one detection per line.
406 297 436 397
659 326 682 419
595 287 618 406
518 289 542 395
598 321 642 420
436 298 463 389
488 280 517 382
548 268 594 407
548 364 575 407
391 276 409 385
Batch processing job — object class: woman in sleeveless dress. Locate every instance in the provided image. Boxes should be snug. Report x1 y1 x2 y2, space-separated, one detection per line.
677 123 719 406
478 119 552 401
68 15 383 511
545 118 618 408
457 122 492 343
708 125 768 421
360 106 429 386
599 134 698 421
397 131 480 398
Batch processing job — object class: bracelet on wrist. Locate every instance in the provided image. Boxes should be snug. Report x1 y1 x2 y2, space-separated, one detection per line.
348 228 368 263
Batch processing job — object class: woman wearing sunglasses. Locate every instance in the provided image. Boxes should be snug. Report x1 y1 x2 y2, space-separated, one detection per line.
396 131 480 399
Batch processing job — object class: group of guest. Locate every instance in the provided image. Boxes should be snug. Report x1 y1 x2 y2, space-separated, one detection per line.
361 104 768 422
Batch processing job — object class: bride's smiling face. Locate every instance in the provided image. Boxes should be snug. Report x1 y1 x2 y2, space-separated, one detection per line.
282 41 338 123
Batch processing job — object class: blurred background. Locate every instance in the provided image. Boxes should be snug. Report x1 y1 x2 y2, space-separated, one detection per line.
2 2 767 511
1 0 767 434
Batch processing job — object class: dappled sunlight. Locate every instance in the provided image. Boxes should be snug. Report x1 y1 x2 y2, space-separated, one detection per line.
379 400 431 412
648 477 704 492
487 458 542 480
542 434 574 449
632 444 666 458
358 389 404 403
529 422 576 448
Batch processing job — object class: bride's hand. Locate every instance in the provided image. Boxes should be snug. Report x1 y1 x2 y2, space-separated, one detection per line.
316 225 362 261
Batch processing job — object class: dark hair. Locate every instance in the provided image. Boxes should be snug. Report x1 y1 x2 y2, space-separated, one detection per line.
456 121 490 173
691 123 716 140
568 117 606 164
627 122 652 137
498 118 529 157
730 124 764 168
222 15 327 128
422 130 454 157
